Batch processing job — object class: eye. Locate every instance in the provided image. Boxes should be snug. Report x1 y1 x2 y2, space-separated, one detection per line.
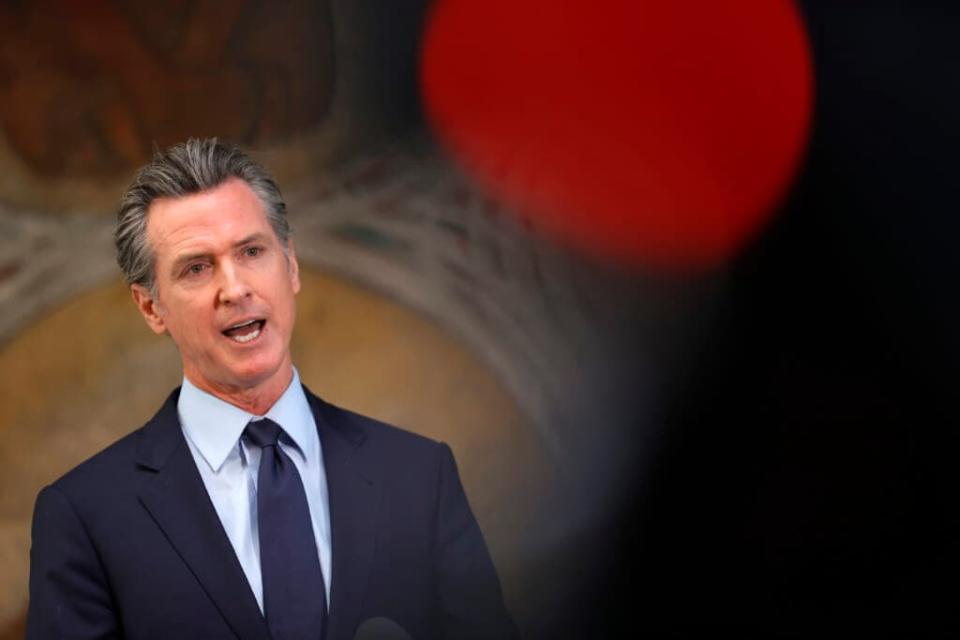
245 246 263 258
183 263 207 277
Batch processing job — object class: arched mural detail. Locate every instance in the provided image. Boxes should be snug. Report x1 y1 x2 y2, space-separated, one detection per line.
0 0 333 178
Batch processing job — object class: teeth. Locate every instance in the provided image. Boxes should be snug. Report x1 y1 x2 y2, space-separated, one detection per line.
231 325 261 343
229 319 257 330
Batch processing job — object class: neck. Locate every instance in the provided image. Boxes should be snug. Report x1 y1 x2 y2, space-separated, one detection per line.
185 363 294 416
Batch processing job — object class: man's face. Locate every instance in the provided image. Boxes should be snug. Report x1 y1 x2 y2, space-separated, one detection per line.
131 178 300 398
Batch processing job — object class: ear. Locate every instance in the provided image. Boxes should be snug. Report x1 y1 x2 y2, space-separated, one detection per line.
130 284 168 335
286 239 301 295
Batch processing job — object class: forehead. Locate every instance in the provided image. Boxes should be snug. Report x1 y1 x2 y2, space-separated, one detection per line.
146 178 274 258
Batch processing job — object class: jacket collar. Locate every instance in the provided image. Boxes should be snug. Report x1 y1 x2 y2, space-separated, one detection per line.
134 388 270 640
134 386 381 640
305 390 381 640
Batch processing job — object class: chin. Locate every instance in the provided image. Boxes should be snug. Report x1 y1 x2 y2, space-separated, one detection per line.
228 355 287 388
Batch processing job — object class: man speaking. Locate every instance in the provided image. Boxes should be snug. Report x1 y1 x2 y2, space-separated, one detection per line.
26 139 517 640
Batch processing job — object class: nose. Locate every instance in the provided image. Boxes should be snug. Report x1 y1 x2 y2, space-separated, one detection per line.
217 261 252 306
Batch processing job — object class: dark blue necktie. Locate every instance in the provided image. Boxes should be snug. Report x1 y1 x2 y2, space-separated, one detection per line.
244 418 327 640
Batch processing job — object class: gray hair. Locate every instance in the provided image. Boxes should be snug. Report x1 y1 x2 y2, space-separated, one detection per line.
114 138 290 296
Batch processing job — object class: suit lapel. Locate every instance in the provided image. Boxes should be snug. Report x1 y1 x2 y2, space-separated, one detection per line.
135 390 270 640
307 390 382 640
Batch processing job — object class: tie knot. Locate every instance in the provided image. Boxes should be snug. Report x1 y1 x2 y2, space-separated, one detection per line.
244 418 283 449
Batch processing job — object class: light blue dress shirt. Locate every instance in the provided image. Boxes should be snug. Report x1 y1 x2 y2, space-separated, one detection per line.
177 369 332 613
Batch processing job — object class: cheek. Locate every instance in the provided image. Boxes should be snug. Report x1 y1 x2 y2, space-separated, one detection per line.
170 303 213 343
275 297 296 331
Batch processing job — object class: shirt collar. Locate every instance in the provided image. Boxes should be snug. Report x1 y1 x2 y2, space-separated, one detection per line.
261 370 316 461
178 368 316 473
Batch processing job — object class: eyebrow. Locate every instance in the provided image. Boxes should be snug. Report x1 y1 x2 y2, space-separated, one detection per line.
169 233 272 276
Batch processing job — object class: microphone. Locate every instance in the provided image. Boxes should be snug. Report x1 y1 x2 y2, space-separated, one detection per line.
353 617 414 640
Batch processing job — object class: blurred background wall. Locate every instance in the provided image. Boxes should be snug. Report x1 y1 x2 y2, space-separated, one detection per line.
0 1 958 638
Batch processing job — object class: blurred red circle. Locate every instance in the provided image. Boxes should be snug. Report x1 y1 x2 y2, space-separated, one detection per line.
421 0 813 269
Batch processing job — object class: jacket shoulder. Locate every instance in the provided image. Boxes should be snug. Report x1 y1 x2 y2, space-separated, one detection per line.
308 389 441 449
337 405 438 446
48 424 147 500
48 388 181 503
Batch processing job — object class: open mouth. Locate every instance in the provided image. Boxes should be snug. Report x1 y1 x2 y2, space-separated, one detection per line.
222 319 265 344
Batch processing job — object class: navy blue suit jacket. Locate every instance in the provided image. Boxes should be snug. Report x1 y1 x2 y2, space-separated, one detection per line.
27 387 517 640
